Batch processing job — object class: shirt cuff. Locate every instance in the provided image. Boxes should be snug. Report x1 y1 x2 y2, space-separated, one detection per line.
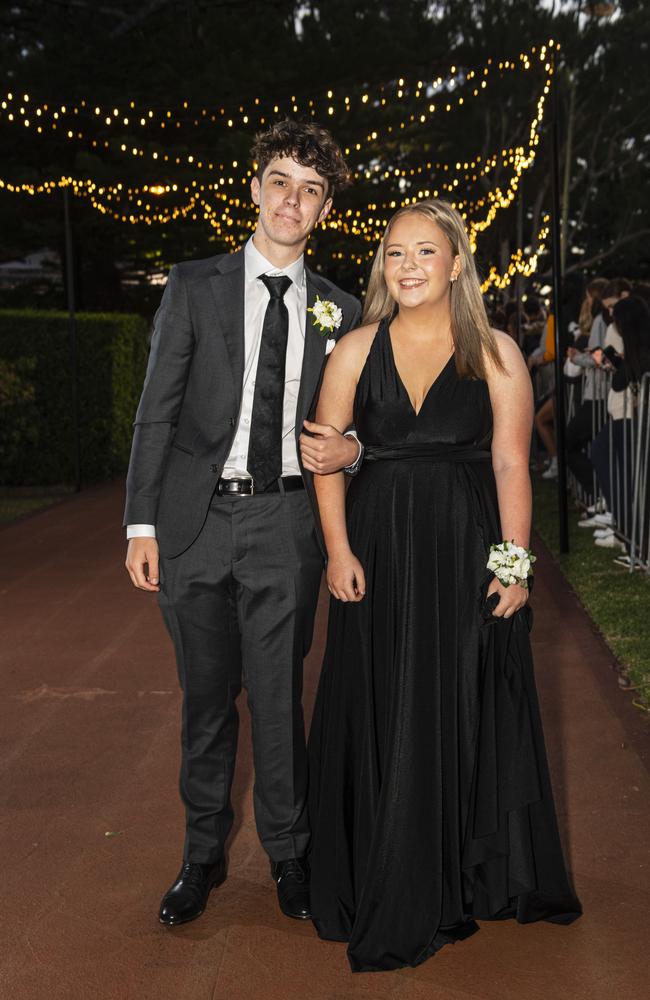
126 524 157 539
343 431 364 475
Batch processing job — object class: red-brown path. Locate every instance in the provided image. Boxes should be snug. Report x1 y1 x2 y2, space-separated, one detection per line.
1 481 648 1000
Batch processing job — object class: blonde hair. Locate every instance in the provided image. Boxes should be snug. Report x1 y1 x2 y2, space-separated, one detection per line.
579 277 607 337
363 199 504 379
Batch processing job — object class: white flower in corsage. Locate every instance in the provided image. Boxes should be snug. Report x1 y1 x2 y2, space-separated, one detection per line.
487 540 536 589
308 296 343 336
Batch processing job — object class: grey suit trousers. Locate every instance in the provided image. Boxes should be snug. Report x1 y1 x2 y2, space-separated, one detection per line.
158 486 323 863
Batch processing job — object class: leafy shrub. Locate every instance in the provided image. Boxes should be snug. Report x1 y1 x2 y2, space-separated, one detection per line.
0 310 148 484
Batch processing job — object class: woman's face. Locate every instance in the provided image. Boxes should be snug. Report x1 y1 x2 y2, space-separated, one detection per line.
383 213 460 311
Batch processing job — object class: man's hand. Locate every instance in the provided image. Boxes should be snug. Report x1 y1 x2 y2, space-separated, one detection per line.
125 537 160 592
300 420 359 474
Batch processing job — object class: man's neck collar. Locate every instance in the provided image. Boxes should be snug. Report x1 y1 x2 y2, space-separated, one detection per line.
250 232 305 271
246 236 304 283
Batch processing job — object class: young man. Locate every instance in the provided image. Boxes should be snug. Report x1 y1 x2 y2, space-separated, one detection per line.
124 120 362 926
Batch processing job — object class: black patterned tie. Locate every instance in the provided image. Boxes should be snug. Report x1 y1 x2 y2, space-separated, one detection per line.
247 274 293 491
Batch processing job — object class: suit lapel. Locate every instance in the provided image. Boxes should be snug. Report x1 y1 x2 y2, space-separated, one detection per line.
208 254 332 436
295 271 329 437
208 249 245 410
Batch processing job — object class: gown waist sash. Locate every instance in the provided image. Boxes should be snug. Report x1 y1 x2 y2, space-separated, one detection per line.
364 443 492 463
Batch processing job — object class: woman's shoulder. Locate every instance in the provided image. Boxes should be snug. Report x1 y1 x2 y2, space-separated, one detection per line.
485 329 528 380
324 321 383 386
334 321 381 361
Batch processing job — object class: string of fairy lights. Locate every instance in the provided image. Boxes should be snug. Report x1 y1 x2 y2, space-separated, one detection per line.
0 40 560 291
480 215 551 292
0 42 552 171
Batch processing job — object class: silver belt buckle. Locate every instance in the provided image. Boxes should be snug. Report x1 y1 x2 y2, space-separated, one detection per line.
228 476 254 496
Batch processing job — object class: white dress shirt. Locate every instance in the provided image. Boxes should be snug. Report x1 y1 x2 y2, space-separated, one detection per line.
223 237 306 479
127 238 307 539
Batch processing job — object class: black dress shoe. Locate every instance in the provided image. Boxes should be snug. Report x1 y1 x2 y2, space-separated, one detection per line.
272 857 311 920
159 858 226 926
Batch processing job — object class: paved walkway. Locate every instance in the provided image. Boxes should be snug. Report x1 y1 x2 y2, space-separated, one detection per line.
1 482 648 1000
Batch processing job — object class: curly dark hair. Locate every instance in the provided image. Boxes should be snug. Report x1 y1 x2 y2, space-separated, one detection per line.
250 118 351 197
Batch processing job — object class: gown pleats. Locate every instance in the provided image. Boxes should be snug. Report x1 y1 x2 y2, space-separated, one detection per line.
308 318 581 973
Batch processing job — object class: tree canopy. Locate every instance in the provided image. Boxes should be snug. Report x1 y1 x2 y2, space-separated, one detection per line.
1 0 648 310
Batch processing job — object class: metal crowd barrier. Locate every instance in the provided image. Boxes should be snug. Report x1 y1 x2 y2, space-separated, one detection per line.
561 367 650 574
590 366 610 510
629 372 650 572
561 366 610 510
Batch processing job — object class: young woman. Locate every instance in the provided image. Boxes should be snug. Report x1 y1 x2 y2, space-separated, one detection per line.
306 200 581 973
578 277 608 345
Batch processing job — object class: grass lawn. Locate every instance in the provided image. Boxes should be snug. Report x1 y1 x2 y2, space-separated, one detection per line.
533 474 650 711
0 489 71 526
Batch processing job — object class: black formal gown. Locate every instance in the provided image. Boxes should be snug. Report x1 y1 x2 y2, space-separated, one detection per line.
308 318 581 973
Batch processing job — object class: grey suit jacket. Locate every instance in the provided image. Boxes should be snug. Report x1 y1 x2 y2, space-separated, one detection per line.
123 247 362 558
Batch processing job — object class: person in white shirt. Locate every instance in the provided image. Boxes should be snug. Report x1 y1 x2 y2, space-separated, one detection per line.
565 278 631 501
124 120 362 928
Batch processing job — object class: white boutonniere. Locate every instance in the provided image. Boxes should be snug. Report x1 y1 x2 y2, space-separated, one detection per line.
308 296 343 336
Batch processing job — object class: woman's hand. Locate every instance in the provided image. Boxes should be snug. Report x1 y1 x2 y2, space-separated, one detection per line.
327 549 366 602
486 576 528 619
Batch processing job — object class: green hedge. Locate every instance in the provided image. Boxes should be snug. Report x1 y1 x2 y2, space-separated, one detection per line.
0 309 149 485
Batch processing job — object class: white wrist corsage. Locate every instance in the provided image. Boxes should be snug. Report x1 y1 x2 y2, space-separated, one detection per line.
487 540 536 589
308 296 343 335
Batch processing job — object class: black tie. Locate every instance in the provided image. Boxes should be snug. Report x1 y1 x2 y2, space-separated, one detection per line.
247 274 293 492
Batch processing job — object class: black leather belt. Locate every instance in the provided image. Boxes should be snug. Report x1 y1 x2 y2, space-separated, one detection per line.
216 476 304 496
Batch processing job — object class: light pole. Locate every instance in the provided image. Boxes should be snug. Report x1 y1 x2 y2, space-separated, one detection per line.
550 53 569 553
63 185 81 493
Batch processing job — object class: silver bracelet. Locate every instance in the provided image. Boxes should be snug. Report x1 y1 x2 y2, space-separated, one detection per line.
343 432 364 475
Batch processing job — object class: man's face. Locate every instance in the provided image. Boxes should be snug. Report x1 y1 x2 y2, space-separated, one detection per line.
251 155 332 250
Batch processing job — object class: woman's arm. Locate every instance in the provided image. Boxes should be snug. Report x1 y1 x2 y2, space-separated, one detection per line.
486 332 534 617
312 326 375 602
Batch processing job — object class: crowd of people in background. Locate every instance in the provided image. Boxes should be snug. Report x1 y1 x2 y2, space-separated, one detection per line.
488 275 650 569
